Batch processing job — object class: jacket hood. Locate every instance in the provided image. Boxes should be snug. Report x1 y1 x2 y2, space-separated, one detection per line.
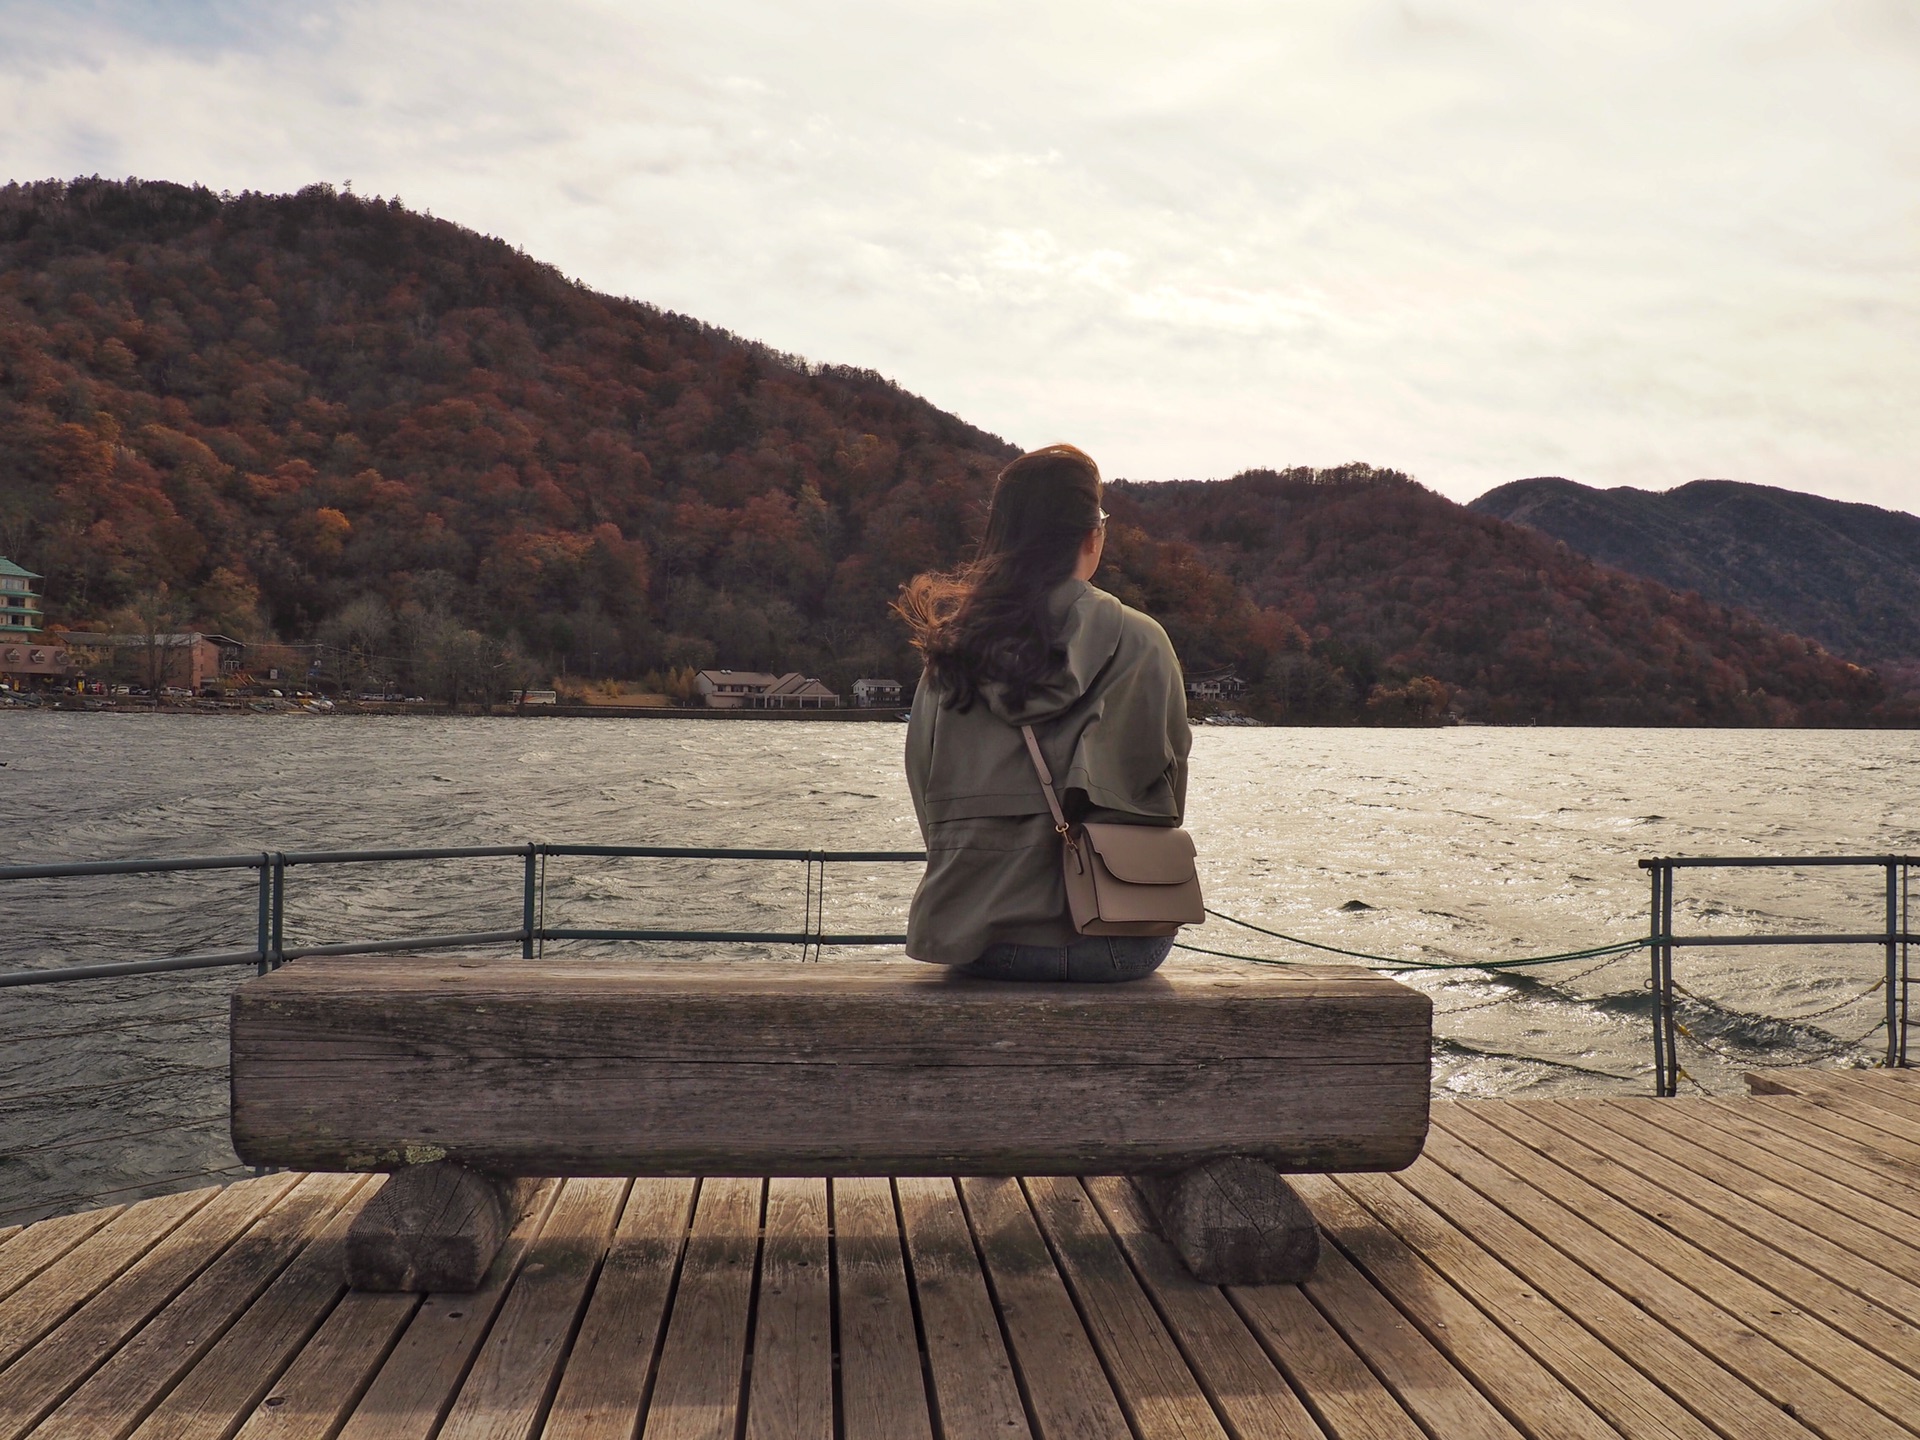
978 580 1127 726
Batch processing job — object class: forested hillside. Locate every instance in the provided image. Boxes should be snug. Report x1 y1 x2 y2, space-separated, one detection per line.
1115 470 1894 724
1471 477 1920 667
0 178 1905 724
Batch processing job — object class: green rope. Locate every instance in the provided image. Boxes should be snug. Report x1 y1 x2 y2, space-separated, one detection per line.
1177 906 1651 973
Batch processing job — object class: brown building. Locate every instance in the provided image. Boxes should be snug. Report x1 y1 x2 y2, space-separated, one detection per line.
62 632 246 693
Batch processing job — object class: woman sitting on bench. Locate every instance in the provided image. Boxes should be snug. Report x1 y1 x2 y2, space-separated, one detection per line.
896 444 1192 982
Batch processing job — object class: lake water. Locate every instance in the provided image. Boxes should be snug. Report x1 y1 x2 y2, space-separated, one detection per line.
3 712 1916 1223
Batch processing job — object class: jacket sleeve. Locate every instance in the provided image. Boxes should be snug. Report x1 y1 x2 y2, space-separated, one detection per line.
904 671 935 841
1062 611 1190 824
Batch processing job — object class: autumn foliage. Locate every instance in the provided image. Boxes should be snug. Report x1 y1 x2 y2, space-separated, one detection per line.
0 178 1900 724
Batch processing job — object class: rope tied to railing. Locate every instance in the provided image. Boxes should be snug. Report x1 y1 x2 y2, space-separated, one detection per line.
1177 907 1652 972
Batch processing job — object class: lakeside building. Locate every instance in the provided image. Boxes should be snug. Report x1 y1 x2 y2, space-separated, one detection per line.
1184 668 1250 703
852 677 903 708
1 558 45 636
62 632 246 693
694 669 841 709
0 556 74 687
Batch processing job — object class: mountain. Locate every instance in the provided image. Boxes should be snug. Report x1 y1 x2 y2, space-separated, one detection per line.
0 177 1906 724
1469 477 1920 668
1112 469 1891 725
0 177 1040 689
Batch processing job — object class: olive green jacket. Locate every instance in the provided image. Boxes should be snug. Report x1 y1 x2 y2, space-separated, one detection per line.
903 580 1191 963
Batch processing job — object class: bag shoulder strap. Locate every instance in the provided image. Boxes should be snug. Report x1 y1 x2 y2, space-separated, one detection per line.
1020 724 1071 835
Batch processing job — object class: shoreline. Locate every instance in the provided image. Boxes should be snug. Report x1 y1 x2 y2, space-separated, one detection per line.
4 698 915 721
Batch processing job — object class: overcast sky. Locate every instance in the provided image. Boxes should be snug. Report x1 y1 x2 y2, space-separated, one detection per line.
2 0 1915 509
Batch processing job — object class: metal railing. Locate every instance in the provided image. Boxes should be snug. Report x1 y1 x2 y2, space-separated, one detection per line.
1643 855 1916 1096
6 845 1913 1094
0 843 928 988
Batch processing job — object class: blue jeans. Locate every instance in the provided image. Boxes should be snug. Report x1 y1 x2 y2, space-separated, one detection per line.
959 935 1173 983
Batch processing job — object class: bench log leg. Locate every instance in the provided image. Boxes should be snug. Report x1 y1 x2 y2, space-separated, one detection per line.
345 1161 539 1292
1137 1156 1322 1285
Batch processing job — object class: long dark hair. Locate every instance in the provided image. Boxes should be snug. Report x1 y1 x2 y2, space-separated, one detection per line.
895 444 1104 711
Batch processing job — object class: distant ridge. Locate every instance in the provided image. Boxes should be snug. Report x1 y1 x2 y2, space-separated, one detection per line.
1470 477 1920 665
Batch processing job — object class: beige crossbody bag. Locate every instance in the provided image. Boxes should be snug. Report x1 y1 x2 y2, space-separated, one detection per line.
1021 724 1204 936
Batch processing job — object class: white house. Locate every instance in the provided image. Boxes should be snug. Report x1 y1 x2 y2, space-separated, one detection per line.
695 669 841 709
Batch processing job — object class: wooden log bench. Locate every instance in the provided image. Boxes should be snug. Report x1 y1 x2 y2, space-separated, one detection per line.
229 956 1432 1288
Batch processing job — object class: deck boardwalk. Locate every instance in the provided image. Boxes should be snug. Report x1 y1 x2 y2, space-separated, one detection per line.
1 1072 1917 1439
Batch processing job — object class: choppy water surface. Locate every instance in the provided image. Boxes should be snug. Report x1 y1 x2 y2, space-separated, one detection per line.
4 713 1916 1222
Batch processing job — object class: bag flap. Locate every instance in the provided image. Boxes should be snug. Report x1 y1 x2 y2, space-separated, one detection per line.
1079 823 1198 884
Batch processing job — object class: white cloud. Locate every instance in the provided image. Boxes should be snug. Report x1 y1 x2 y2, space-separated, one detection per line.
0 0 1915 509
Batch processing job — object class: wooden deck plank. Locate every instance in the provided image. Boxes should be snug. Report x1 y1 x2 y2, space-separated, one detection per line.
30 1172 362 1440
1081 1176 1327 1440
436 1176 627 1440
1758 1075 1920 1159
1391 1152 1820 1440
1736 1095 1920 1176
1291 1216 1526 1440
542 1178 697 1440
639 1177 762 1440
1527 1101 1920 1365
1431 1108 1914 1440
832 1178 933 1440
14 1076 1920 1440
0 1175 301 1440
227 1290 420 1440
1766 1081 1920 1154
127 1179 375 1440
1578 1100 1920 1290
1482 1098 1920 1405
742 1179 832 1440
1670 1100 1920 1233
0 1206 121 1304
959 1175 1131 1440
1331 1171 1723 1440
895 1178 1033 1440
1227 1273 1429 1440
1759 1070 1920 1117
1289 1174 1621 1440
0 1188 212 1370
1606 1098 1920 1249
1023 1175 1226 1440
337 1179 562 1440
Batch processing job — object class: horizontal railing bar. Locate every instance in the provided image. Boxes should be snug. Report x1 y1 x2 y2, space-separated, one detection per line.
0 949 265 988
539 845 926 862
280 846 529 866
1642 856 1918 869
1667 932 1920 948
0 846 931 881
0 855 267 880
281 930 529 959
540 928 908 944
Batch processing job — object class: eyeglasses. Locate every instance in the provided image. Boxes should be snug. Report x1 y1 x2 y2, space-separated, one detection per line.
1095 509 1110 530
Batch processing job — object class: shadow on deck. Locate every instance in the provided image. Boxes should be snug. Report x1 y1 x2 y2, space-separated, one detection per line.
2 1070 1918 1439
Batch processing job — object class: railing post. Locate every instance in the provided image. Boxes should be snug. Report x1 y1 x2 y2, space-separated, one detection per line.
1888 860 1901 1068
1648 863 1666 1096
1650 860 1679 1097
270 852 286 969
256 854 272 977
522 844 537 959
